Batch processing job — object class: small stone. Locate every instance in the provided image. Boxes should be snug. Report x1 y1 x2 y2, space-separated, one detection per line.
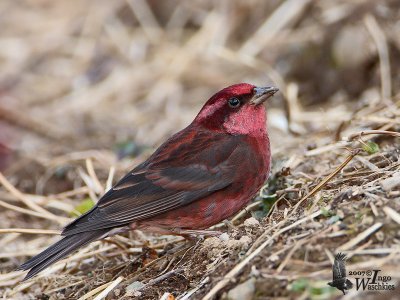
362 216 374 226
202 237 224 259
375 231 384 242
244 217 260 228
326 215 340 225
239 235 252 250
125 290 142 297
244 217 261 234
269 254 279 262
226 277 256 300
219 232 230 242
226 239 242 250
380 172 400 192
126 281 145 292
250 265 260 277
240 235 252 244
203 237 221 248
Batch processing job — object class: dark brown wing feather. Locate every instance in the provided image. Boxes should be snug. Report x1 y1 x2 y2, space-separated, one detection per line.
332 253 347 280
62 128 244 236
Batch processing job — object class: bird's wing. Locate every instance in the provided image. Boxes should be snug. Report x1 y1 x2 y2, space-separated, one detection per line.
62 129 248 236
332 253 348 280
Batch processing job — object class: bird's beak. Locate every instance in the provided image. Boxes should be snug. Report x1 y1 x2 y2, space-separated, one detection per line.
250 86 279 105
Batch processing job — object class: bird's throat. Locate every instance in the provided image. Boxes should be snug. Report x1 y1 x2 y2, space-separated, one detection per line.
223 105 267 137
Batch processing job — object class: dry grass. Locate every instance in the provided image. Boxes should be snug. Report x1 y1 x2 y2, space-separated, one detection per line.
0 0 399 299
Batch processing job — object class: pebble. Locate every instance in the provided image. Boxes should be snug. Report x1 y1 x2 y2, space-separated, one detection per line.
219 232 230 242
126 281 145 294
380 172 400 192
244 217 260 228
226 277 256 300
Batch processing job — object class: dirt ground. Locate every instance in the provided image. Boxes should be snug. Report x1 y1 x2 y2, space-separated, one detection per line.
0 1 399 299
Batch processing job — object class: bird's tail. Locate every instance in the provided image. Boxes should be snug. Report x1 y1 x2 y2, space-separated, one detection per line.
18 229 109 280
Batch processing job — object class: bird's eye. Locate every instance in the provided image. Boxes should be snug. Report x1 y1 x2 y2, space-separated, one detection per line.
228 97 241 108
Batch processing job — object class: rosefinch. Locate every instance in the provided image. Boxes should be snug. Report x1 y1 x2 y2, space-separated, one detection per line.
19 83 278 280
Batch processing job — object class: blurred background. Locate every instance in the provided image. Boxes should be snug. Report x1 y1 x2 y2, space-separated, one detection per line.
0 0 398 172
0 0 400 298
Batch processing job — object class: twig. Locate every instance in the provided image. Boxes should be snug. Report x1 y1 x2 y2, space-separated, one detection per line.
178 276 209 300
276 237 308 274
0 228 60 235
0 172 67 224
124 268 184 297
231 200 262 223
0 251 50 259
246 221 283 255
45 280 87 295
338 223 383 251
78 167 99 201
215 47 286 96
355 156 380 172
364 14 391 100
306 129 400 157
143 268 184 289
0 105 69 140
304 141 349 156
347 130 400 140
106 166 115 191
202 209 322 300
239 0 311 57
0 199 66 222
292 149 359 214
93 276 124 300
127 0 162 43
345 247 400 256
276 227 330 273
86 158 104 194
383 206 400 225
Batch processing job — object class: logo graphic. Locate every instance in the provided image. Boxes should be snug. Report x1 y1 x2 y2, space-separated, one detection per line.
328 253 353 295
350 269 395 291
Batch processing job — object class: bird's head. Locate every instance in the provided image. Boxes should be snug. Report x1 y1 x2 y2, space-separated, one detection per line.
193 83 278 136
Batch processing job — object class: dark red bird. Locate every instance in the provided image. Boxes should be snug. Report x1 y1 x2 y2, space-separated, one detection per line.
19 83 278 280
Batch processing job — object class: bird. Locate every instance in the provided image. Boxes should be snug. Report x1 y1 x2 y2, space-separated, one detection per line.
328 253 353 295
19 83 278 280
